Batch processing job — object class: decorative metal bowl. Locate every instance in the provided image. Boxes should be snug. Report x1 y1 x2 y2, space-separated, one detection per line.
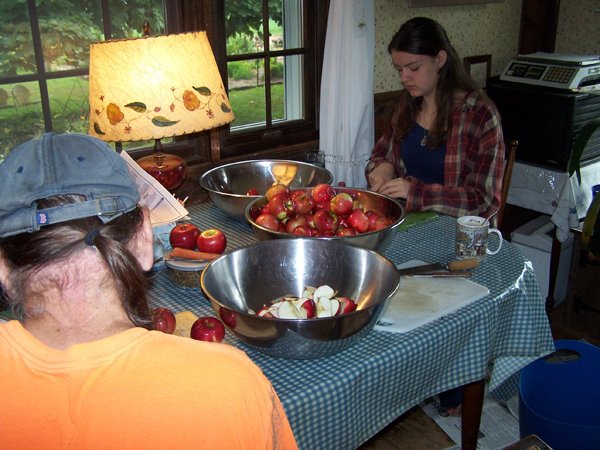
200 239 401 359
245 186 405 253
199 159 333 221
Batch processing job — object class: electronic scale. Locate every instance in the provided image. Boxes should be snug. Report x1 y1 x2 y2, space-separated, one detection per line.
500 52 600 91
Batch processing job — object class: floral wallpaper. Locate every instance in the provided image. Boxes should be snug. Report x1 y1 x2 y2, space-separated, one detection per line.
556 0 600 55
374 0 599 94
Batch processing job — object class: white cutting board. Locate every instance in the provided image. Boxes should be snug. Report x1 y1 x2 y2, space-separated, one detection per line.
374 260 489 333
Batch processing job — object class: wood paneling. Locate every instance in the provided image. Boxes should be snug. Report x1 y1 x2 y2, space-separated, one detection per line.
519 0 561 54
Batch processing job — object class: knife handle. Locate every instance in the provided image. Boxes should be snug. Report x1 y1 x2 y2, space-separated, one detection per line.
447 258 479 271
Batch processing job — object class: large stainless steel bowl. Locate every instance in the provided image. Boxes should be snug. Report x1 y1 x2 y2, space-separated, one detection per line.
245 186 405 253
199 159 333 221
200 239 401 359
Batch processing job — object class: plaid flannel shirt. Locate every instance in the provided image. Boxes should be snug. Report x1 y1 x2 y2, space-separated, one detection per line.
368 90 505 219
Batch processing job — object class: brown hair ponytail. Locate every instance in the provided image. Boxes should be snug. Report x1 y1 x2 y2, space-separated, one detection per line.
0 195 152 328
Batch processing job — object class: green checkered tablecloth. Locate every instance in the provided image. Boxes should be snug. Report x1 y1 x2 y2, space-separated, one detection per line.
148 203 555 450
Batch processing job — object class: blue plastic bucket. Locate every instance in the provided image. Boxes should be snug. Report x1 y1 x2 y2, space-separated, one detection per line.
519 340 600 450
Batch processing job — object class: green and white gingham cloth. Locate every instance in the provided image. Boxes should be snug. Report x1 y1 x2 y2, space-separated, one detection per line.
149 203 555 450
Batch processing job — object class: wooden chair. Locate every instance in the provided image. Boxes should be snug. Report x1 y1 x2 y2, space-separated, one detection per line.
497 139 518 229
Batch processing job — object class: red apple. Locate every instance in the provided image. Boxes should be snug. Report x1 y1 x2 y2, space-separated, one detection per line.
152 307 176 334
366 209 386 231
292 225 312 236
330 192 354 215
285 215 308 234
196 228 227 254
268 193 294 220
266 183 290 201
373 216 394 231
313 201 330 212
248 204 262 221
313 209 340 233
246 187 259 196
311 184 336 203
290 191 314 215
255 213 280 231
347 208 370 233
336 227 357 236
169 223 200 250
190 316 226 342
219 308 237 329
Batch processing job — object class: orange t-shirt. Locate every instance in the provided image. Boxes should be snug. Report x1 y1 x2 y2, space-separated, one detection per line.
0 321 297 450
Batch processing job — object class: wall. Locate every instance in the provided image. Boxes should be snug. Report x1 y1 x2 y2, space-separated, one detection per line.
556 0 600 55
374 0 600 94
374 0 522 94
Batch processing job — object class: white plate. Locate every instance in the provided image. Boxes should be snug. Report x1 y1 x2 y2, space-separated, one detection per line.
164 253 210 271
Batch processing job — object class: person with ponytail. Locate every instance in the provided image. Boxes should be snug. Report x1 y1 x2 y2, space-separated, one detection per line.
0 133 297 449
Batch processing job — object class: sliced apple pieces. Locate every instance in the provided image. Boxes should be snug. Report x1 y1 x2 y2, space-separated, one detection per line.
249 284 357 319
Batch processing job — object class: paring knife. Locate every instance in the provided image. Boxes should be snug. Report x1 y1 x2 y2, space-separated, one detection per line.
411 271 473 278
397 258 479 276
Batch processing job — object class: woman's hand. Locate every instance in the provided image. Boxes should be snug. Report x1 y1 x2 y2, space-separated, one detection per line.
367 162 395 192
374 177 410 200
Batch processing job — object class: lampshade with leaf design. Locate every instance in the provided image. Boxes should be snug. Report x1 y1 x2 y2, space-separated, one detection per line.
88 31 234 191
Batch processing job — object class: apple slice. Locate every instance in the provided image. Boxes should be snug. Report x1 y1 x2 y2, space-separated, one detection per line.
278 300 303 319
257 305 275 318
338 297 357 315
313 285 335 300
268 302 282 318
316 296 340 318
303 286 316 298
330 298 341 316
293 297 316 319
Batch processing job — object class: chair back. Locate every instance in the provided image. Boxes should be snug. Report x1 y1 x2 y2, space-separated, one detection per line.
497 139 518 229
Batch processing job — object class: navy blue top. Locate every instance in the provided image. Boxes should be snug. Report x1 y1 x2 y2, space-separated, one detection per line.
402 123 446 185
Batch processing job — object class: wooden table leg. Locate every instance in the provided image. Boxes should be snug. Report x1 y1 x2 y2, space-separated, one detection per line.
461 378 485 450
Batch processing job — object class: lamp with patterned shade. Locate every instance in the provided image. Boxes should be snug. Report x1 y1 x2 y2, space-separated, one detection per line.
88 31 234 191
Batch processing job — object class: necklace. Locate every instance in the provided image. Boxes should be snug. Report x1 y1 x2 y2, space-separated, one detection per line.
420 129 428 147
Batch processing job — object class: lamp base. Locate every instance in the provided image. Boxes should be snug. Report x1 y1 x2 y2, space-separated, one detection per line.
137 150 186 191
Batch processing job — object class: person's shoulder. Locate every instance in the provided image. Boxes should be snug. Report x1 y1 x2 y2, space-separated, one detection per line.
459 90 500 118
140 330 260 369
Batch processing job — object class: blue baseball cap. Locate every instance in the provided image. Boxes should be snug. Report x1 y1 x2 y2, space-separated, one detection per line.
0 133 140 238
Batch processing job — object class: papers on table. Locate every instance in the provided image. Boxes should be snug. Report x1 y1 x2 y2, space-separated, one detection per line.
120 151 188 226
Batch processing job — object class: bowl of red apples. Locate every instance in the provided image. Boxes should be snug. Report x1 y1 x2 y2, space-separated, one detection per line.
245 184 405 253
200 238 401 359
199 160 333 222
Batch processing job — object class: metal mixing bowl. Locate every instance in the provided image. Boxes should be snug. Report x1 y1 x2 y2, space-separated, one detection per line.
199 159 333 221
200 239 401 359
245 186 405 253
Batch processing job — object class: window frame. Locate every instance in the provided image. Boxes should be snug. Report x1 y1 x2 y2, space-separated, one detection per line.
204 0 328 159
1 1 329 175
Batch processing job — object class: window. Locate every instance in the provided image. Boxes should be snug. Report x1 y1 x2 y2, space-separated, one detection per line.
0 0 172 161
0 0 328 166
210 0 327 158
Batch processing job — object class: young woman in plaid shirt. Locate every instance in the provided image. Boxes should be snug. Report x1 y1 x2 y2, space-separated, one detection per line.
366 17 505 221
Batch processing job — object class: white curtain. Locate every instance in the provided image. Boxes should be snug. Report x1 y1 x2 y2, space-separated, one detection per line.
319 0 374 188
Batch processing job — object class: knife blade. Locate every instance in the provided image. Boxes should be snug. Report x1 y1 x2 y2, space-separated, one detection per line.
411 271 472 278
397 258 479 276
397 263 446 276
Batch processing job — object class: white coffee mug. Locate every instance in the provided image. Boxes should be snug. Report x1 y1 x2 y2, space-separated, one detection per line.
455 216 503 261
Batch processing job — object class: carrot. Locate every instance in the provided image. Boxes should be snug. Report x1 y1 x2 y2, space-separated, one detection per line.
169 247 221 261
